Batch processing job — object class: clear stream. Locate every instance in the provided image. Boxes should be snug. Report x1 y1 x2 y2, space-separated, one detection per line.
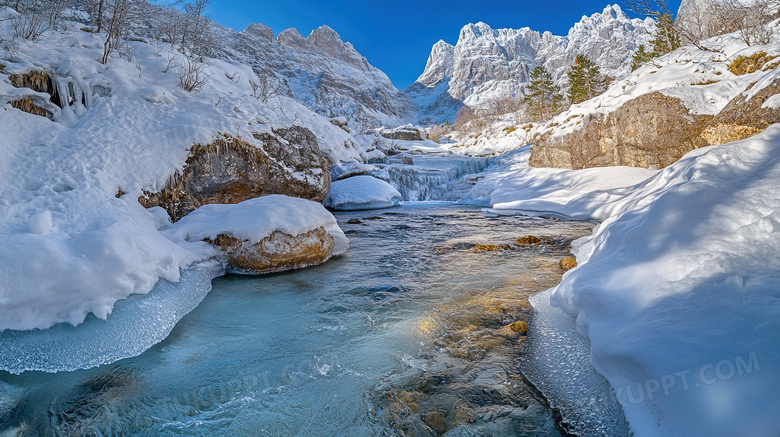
0 205 595 436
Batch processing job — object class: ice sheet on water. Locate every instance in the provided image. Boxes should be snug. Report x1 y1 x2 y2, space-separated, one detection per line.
521 288 631 436
0 262 224 374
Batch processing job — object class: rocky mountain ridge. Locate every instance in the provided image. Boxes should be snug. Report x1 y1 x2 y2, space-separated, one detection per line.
216 23 417 128
407 5 655 123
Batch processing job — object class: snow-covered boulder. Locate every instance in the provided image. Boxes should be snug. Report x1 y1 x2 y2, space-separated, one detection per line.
140 127 332 221
324 176 401 211
379 126 423 141
163 195 348 274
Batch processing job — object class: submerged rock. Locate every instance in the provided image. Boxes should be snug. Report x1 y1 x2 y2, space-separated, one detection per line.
559 257 577 270
508 321 529 334
208 227 336 274
140 127 331 221
472 244 511 251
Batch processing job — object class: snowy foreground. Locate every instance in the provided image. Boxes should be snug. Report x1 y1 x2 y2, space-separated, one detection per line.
491 127 780 436
0 9 361 370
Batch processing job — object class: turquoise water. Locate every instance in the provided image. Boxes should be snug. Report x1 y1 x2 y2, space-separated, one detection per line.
0 205 593 436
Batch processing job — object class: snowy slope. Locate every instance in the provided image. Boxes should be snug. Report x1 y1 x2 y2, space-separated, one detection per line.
407 5 654 123
487 95 780 436
0 9 356 340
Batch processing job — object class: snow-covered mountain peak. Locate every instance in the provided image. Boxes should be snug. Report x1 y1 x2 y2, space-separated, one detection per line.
242 23 274 42
277 28 306 47
416 40 455 87
225 22 417 126
407 4 654 123
457 22 496 42
307 25 343 47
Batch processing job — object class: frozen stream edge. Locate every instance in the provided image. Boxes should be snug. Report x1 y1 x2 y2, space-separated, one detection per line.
521 288 632 436
0 261 225 374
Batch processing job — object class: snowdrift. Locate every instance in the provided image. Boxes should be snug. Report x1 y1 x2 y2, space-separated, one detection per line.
504 126 780 436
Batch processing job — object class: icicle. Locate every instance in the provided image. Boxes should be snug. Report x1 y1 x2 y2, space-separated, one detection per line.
52 77 70 108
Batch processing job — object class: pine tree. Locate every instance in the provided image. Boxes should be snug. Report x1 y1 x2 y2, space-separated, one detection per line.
523 65 563 121
651 12 681 55
567 54 606 104
631 44 656 71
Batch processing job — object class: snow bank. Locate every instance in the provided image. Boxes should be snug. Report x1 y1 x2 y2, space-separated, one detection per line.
489 165 657 219
508 126 780 436
324 176 401 210
164 195 349 256
0 261 223 374
0 13 353 368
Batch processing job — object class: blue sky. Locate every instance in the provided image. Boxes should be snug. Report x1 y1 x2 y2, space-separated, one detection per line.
206 1 682 90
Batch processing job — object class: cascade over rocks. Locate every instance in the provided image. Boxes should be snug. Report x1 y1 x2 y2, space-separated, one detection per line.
140 126 331 221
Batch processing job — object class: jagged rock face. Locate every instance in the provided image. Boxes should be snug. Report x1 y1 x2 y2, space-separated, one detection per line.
530 82 780 169
407 5 654 123
676 0 723 40
140 126 331 221
219 24 417 127
208 227 335 274
530 93 713 169
703 78 780 145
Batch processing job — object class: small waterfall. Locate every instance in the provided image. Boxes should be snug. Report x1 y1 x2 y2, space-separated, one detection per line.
369 154 488 201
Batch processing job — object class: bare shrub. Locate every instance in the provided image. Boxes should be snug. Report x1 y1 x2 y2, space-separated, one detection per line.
249 72 285 103
425 122 449 142
716 0 777 46
175 55 209 92
9 0 69 40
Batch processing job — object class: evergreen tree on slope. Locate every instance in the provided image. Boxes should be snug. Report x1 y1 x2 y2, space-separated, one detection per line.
567 54 606 104
523 65 563 121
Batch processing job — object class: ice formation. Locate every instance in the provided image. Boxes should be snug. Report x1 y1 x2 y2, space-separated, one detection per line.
0 261 223 374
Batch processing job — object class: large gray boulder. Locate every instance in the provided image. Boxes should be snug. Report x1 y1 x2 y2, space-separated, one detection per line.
140 126 331 221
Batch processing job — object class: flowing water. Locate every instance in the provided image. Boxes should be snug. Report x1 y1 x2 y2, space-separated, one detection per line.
0 205 594 436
